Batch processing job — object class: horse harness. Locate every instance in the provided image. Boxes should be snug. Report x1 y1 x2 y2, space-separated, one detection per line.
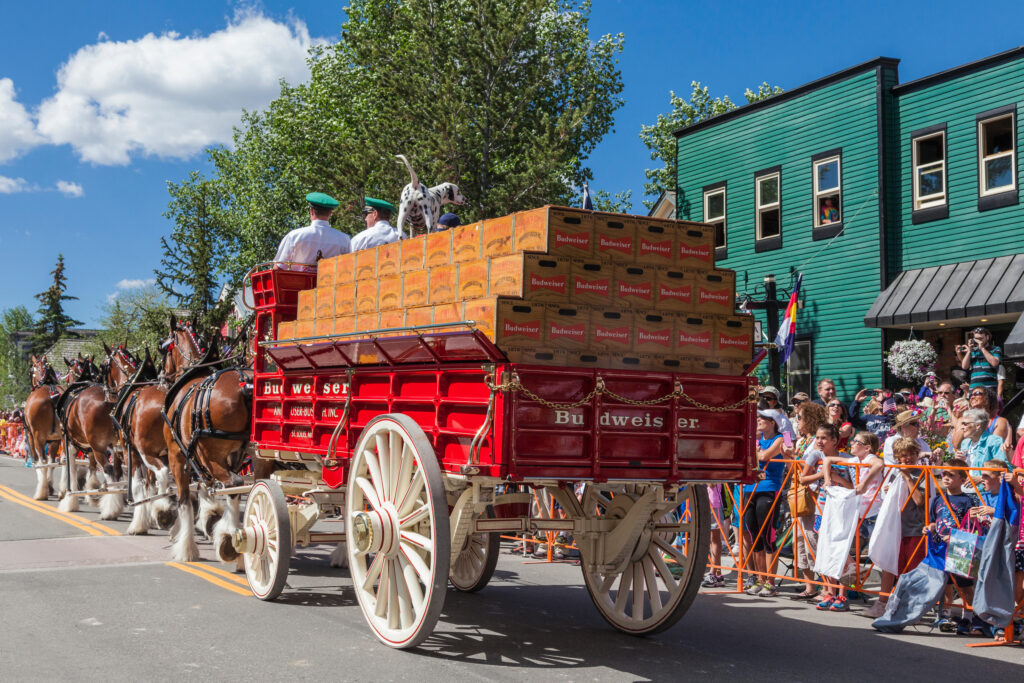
54 382 97 456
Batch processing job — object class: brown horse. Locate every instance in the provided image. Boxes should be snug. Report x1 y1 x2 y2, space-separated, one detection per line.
56 355 123 518
103 343 176 535
159 315 206 385
24 355 65 500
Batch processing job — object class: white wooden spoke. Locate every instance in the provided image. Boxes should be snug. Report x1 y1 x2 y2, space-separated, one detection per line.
399 553 425 612
364 448 385 505
242 480 291 601
355 476 382 510
394 445 414 504
397 470 425 518
653 534 686 564
388 433 402 501
400 504 430 529
387 560 401 630
363 552 385 592
400 530 433 554
643 556 663 611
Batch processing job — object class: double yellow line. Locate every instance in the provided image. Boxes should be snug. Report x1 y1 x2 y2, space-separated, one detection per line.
166 561 252 596
0 483 120 537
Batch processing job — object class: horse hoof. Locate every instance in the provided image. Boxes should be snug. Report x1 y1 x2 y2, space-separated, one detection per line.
156 509 177 529
204 513 222 538
217 535 239 563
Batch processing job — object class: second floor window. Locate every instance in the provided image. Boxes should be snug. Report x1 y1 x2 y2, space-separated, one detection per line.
979 113 1015 195
703 187 726 249
813 156 842 227
756 172 781 239
913 132 946 209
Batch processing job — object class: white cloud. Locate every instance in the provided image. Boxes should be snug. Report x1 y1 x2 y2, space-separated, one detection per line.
0 78 44 162
0 175 29 193
107 277 156 303
37 13 322 165
56 180 84 197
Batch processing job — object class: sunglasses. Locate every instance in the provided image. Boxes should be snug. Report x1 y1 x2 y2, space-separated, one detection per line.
828 403 841 408
362 208 376 216
851 438 869 446
969 391 985 397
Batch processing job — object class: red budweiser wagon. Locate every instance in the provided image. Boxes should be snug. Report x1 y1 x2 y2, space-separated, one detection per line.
237 264 757 648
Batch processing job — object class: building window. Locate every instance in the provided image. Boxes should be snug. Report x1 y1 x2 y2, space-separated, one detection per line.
979 113 1015 196
756 172 781 240
703 185 726 249
912 131 946 209
786 339 812 401
813 156 841 227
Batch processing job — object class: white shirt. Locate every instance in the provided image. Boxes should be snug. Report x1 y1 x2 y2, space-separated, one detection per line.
882 434 931 465
274 220 351 265
350 220 400 251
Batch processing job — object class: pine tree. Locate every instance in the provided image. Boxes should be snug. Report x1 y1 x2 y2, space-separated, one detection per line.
31 254 84 354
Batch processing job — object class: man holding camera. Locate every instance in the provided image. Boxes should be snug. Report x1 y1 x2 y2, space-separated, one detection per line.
957 327 1001 391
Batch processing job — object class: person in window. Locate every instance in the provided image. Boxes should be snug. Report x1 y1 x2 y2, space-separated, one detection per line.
958 326 1001 391
819 196 839 224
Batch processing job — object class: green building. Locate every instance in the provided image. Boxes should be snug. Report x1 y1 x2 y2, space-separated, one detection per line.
672 48 1024 401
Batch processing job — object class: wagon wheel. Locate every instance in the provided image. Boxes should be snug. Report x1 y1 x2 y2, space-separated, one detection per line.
579 483 709 635
449 507 499 593
346 414 451 649
242 479 292 601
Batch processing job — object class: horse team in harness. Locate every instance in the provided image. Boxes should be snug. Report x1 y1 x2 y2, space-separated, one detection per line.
23 315 264 563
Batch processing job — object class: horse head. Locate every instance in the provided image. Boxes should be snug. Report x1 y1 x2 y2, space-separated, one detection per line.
102 343 140 391
160 315 207 383
30 355 57 388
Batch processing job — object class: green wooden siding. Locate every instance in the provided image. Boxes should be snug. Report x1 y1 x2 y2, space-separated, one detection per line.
675 68 888 396
893 57 1024 272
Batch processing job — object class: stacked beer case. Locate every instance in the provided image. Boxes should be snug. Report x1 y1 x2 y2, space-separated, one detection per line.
276 206 753 375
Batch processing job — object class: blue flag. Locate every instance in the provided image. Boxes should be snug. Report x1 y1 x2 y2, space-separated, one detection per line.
974 478 1021 626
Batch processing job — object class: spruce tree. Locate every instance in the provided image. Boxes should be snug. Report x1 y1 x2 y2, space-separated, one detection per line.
31 254 83 354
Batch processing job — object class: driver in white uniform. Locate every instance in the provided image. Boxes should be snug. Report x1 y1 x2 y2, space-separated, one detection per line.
350 197 400 251
274 192 351 266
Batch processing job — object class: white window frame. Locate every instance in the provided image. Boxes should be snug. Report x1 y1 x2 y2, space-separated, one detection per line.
786 338 813 400
912 132 946 210
978 113 1016 196
703 186 726 249
755 172 781 240
813 156 842 227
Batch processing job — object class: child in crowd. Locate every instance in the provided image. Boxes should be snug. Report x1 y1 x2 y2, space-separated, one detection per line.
926 458 982 632
702 483 732 588
809 423 854 611
863 438 928 619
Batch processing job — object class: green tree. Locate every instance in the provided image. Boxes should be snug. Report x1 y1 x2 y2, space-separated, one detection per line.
31 254 83 354
639 81 783 209
156 172 234 335
83 285 175 361
0 306 34 407
201 0 625 275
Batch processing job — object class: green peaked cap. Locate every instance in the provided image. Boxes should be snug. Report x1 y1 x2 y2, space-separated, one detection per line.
364 196 396 212
305 192 339 209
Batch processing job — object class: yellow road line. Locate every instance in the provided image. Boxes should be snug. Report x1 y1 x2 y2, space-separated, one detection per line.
184 561 251 587
166 562 252 597
0 484 120 536
0 487 106 537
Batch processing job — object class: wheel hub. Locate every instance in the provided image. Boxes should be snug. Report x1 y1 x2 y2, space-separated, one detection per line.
234 518 269 556
351 505 400 557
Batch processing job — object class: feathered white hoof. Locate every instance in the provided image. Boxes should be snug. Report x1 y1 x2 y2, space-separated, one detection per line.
33 466 51 501
329 543 348 568
84 470 100 507
170 503 199 562
197 491 224 540
213 496 241 563
59 492 80 512
99 491 125 520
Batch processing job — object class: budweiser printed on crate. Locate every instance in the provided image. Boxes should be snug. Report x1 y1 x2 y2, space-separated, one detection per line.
592 213 637 260
428 264 457 304
676 223 715 269
297 289 316 320
356 280 378 313
317 256 337 288
425 229 452 268
481 215 514 258
400 234 425 272
635 220 675 265
676 315 714 355
452 222 482 263
489 253 570 303
377 241 401 278
695 269 735 314
463 298 544 346
315 286 335 319
571 261 614 306
457 259 489 300
354 249 377 280
377 275 402 310
334 252 355 284
402 270 428 308
654 268 694 311
544 304 589 349
590 309 634 351
634 311 674 354
334 282 356 316
614 264 655 308
512 206 594 258
714 314 754 359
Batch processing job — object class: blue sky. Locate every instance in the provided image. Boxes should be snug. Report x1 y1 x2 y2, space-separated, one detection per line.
1 0 1022 327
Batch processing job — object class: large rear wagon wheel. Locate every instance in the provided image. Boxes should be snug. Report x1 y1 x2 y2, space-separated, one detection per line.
346 414 450 649
580 484 709 636
242 479 292 601
450 509 499 593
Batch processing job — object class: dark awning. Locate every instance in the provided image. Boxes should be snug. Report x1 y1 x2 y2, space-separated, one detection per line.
865 254 1024 328
1007 314 1024 359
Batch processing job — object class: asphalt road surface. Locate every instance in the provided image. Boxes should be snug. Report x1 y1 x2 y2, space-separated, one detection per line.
0 454 1020 681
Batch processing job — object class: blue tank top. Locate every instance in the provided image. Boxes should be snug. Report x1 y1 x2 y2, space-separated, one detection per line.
744 434 785 494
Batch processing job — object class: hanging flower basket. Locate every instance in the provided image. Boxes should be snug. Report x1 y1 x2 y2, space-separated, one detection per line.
886 339 937 383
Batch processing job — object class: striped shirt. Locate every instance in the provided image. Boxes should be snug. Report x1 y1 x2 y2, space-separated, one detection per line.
968 345 1001 389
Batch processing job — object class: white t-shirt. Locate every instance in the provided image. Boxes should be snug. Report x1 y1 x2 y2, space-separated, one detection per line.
882 434 931 465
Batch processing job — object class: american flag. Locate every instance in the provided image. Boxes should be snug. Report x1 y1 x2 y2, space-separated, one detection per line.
882 396 897 414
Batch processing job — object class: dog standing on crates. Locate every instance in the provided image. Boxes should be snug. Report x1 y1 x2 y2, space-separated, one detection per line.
395 154 466 236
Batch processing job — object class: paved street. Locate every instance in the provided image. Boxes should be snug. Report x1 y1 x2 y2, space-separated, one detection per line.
0 454 1020 681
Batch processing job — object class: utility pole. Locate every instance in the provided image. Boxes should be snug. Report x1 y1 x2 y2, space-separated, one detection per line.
741 274 791 390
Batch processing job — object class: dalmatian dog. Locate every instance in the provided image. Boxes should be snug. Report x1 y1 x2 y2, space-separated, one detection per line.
395 154 466 236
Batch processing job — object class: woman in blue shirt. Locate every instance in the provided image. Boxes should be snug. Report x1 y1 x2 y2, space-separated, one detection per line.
743 411 786 597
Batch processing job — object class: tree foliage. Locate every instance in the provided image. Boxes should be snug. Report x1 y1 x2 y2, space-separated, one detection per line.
639 81 783 209
81 286 176 361
156 172 234 335
0 306 34 407
192 0 625 277
31 254 83 354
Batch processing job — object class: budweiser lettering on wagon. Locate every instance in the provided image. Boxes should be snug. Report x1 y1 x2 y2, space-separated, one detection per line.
551 409 700 430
